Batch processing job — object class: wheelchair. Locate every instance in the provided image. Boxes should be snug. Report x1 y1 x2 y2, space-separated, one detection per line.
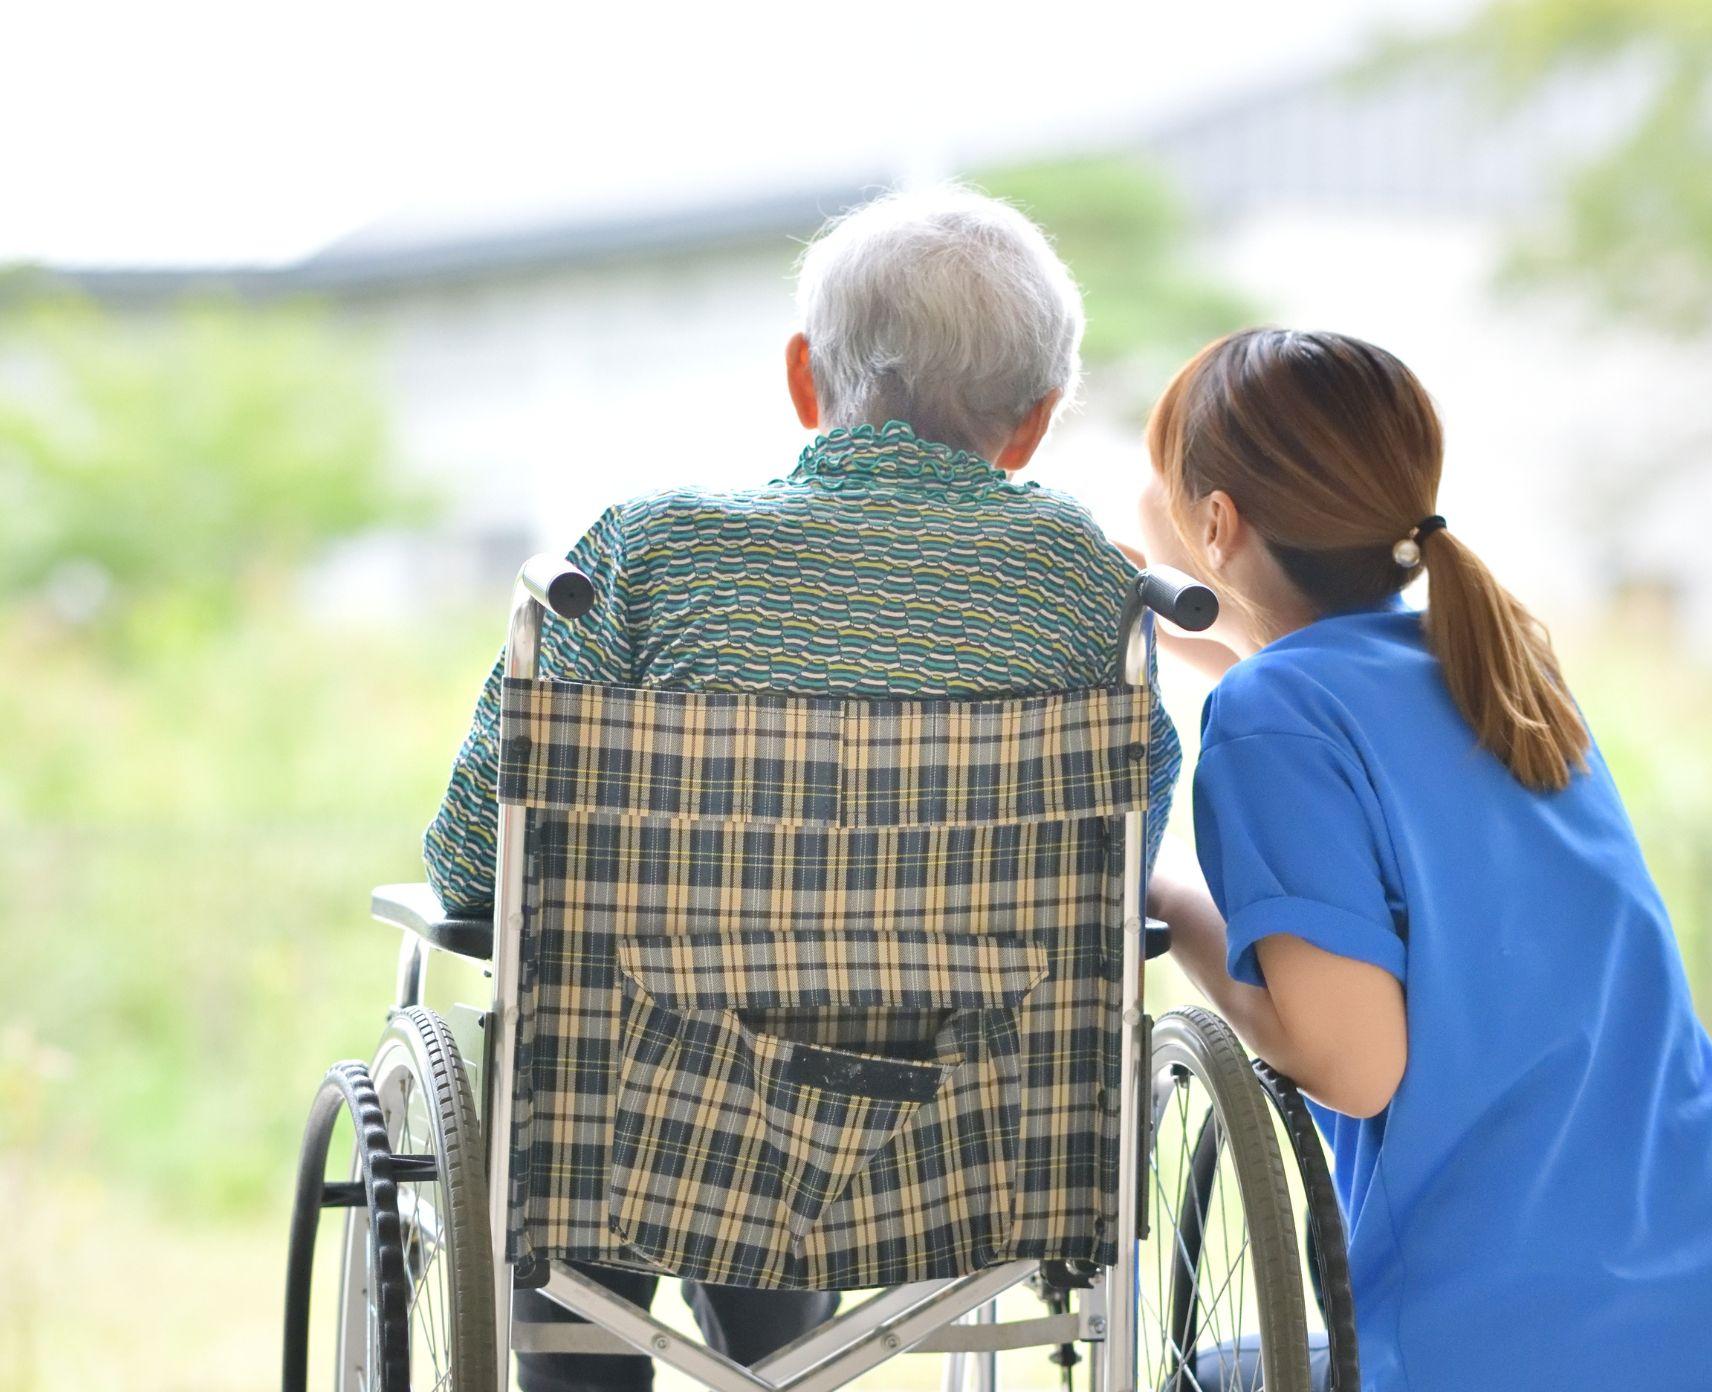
283 556 1357 1392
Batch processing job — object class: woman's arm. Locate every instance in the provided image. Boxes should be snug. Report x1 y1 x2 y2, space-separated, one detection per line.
1151 857 1408 1118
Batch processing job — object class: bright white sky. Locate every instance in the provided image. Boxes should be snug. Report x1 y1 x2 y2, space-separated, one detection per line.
0 0 1481 268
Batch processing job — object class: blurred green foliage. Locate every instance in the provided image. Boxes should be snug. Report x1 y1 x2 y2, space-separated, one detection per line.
0 614 494 1216
1412 0 1712 330
0 293 427 640
0 291 450 1226
978 156 1255 366
1569 629 1712 1017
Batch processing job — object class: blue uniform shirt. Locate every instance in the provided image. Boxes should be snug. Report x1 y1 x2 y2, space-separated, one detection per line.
1193 595 1712 1389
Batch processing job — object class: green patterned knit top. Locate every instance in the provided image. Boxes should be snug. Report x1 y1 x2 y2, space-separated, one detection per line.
425 421 1181 913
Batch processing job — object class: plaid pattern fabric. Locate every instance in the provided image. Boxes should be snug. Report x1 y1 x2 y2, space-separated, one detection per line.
501 676 1148 1289
501 681 1150 829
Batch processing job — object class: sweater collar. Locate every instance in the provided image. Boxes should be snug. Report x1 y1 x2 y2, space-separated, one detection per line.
788 420 1028 496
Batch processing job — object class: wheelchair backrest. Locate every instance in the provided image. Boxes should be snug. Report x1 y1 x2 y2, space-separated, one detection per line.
498 676 1152 1290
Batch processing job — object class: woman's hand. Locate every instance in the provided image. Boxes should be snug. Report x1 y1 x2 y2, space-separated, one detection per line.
1114 538 1148 571
1113 540 1242 681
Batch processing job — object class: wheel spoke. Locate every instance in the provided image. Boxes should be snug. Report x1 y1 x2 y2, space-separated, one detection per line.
1198 1231 1251 1364
1139 1283 1211 1392
1150 1141 1206 1346
1148 1084 1228 1390
406 1191 447 1378
393 1070 448 1383
1194 1127 1233 1378
407 1206 445 1375
1148 1023 1312 1392
387 1047 457 1388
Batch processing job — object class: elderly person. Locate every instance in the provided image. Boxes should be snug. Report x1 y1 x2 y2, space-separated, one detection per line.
424 184 1181 1392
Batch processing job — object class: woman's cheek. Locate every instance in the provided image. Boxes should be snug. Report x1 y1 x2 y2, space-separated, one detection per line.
1136 476 1182 569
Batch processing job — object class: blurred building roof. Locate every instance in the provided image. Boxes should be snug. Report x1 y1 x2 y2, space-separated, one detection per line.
1147 62 1646 220
38 58 1646 301
43 176 885 301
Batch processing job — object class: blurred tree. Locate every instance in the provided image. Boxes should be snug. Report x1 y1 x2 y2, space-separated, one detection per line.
0 292 426 639
1423 0 1712 331
977 157 1255 365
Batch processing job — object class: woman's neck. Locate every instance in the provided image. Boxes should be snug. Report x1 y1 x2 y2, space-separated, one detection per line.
1228 594 1321 659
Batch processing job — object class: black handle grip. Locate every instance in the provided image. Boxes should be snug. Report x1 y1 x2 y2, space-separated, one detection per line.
521 555 596 621
1138 566 1219 632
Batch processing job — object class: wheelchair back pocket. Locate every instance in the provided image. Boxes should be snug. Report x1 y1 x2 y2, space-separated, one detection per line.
607 928 1047 1285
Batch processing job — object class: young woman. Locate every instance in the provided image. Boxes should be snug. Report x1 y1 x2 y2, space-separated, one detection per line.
1138 328 1712 1388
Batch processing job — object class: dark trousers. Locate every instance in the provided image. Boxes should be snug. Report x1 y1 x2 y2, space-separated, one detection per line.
514 1261 841 1392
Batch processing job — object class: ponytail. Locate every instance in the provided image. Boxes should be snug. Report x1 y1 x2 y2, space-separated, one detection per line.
1148 327 1590 794
1420 530 1588 793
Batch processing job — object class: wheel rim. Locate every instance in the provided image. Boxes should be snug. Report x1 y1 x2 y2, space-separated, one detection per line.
382 1039 460 1391
335 1167 371 1391
1144 1051 1272 1390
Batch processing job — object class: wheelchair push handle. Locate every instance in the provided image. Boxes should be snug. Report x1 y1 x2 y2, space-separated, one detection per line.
521 555 596 621
1138 565 1219 632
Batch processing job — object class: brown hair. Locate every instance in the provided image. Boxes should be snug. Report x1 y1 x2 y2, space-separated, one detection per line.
1147 327 1589 793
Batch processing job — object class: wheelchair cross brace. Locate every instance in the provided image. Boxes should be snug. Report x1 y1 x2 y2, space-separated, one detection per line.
517 1258 1098 1392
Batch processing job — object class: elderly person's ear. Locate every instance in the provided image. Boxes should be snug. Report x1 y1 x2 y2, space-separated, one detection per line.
786 333 819 429
993 390 1062 474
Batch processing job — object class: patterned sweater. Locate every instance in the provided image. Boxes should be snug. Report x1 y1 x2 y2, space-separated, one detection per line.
424 422 1181 914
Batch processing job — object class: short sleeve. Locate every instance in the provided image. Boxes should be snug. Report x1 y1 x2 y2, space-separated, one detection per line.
1193 731 1406 988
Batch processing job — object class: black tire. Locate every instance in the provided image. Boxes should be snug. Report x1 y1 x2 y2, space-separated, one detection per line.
336 1007 496 1392
1148 1006 1312 1392
1252 1062 1360 1392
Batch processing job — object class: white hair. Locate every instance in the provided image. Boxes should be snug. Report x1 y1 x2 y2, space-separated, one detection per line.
794 185 1085 456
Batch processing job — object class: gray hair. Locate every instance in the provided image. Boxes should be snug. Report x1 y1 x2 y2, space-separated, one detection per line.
794 185 1085 456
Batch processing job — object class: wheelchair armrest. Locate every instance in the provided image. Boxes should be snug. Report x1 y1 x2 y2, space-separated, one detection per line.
371 883 493 960
1144 917 1173 960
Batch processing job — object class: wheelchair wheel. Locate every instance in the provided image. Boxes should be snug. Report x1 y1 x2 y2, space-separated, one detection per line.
1252 1063 1359 1392
1144 1006 1312 1391
336 1006 496 1392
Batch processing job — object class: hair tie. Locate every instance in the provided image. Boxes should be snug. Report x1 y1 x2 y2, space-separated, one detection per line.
1393 514 1446 568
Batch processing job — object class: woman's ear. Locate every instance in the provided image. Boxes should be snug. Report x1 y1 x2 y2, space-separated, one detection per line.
785 333 819 429
1202 489 1245 572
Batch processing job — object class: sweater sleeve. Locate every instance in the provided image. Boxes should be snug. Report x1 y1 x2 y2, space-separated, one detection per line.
423 506 634 914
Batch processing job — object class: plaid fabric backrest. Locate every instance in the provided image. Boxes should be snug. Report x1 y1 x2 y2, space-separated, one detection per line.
499 678 1149 1290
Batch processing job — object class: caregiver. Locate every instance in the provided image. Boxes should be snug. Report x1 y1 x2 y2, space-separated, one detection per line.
1139 327 1712 1388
